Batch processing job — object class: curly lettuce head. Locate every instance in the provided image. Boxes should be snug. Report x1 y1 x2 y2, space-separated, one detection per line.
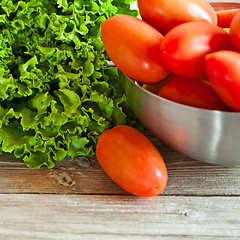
0 0 140 168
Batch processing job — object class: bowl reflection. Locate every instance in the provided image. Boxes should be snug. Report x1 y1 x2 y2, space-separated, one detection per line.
119 71 240 165
119 2 240 165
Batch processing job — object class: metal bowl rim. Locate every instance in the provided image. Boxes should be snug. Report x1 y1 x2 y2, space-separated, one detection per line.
125 74 240 117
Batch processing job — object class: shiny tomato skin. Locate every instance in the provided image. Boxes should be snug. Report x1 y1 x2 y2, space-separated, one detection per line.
230 11 240 52
96 125 168 197
137 0 217 35
159 22 233 78
101 15 169 84
216 9 240 28
205 50 240 111
158 75 229 111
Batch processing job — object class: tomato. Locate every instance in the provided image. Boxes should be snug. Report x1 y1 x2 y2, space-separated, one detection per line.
216 9 240 28
142 81 165 95
158 75 229 111
142 74 173 95
205 50 240 112
159 22 233 78
96 125 168 197
230 11 240 52
137 0 217 35
101 15 169 84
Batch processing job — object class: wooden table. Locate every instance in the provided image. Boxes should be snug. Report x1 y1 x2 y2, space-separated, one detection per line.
0 130 239 239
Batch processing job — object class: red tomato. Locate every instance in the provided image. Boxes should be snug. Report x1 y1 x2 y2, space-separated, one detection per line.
216 9 240 28
159 22 233 78
158 75 229 111
101 15 169 84
137 0 217 35
96 125 168 197
205 50 240 111
230 11 240 52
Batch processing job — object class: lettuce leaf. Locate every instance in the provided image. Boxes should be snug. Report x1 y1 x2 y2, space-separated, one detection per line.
0 0 140 168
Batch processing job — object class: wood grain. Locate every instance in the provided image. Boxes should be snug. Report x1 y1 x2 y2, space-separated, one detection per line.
0 130 239 239
0 131 239 196
0 0 239 239
0 194 239 240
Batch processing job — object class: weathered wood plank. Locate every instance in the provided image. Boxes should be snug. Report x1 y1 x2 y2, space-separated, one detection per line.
0 131 239 196
0 153 126 195
0 194 239 240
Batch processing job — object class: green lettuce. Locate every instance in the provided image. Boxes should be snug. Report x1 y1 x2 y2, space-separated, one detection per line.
0 0 140 168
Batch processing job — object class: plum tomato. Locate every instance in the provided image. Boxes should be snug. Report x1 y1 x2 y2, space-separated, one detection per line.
230 11 240 52
159 22 233 78
142 74 173 94
101 15 169 84
158 75 229 111
96 125 168 197
216 9 240 28
137 0 217 35
205 50 240 111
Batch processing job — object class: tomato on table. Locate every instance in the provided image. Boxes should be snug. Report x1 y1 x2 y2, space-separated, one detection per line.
159 22 233 78
158 75 229 111
137 0 217 35
230 11 240 52
96 125 168 197
205 50 240 112
101 15 169 84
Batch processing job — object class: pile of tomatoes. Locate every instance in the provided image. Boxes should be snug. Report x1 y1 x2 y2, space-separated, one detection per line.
101 0 240 112
96 0 240 198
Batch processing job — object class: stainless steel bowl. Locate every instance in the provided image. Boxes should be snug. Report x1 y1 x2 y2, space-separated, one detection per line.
119 2 240 165
119 72 240 165
119 1 240 165
209 1 240 11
